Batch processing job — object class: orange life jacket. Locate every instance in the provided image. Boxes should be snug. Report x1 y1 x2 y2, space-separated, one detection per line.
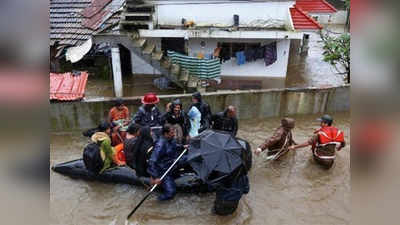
312 126 344 160
316 126 345 147
113 143 126 166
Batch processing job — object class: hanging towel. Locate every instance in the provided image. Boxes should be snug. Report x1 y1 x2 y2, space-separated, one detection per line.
264 42 277 66
168 51 221 79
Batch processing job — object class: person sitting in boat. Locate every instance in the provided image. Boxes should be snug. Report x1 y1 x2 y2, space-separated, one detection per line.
255 118 297 159
190 92 212 133
161 99 191 144
124 123 141 170
133 92 162 128
108 98 130 146
84 122 114 174
125 124 154 177
211 105 238 137
289 115 346 169
147 124 188 201
187 105 201 138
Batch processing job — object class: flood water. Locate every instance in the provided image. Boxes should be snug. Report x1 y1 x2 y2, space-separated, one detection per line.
50 112 350 225
286 25 347 88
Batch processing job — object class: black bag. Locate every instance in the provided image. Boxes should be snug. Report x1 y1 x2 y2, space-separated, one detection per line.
83 143 104 175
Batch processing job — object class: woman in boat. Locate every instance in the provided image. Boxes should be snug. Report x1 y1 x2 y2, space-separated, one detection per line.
84 122 115 174
187 105 201 138
161 99 191 144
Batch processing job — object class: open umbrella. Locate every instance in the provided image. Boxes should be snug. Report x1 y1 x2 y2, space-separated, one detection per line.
186 129 244 184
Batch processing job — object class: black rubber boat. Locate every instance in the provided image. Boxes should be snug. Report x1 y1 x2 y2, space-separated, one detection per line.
51 138 252 193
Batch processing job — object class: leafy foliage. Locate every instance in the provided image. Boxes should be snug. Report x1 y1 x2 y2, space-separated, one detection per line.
321 32 350 83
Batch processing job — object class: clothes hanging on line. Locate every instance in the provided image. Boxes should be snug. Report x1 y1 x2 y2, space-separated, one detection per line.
168 50 221 79
235 51 246 65
264 42 277 66
255 46 265 60
244 48 256 62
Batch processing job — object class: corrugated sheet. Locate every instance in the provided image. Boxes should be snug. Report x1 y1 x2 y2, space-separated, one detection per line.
290 6 323 30
50 72 89 101
296 0 337 13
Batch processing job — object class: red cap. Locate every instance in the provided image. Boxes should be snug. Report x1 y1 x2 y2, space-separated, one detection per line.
141 92 160 104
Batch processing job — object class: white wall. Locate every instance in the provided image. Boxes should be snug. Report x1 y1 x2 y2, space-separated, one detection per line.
131 37 291 78
188 38 291 78
311 10 348 25
156 1 295 28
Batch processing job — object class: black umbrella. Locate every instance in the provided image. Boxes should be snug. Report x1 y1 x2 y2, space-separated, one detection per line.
186 129 244 184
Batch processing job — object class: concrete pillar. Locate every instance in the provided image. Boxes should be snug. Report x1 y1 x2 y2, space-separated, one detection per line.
111 47 123 97
130 50 135 75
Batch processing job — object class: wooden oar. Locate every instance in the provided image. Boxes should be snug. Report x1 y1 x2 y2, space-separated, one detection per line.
126 147 188 220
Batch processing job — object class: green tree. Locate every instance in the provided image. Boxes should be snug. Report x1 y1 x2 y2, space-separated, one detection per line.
321 32 350 83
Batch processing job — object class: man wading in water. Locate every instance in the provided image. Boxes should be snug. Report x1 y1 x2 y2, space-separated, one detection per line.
289 115 346 169
255 118 297 160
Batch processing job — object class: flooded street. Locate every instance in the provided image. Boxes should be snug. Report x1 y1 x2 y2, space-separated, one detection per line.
50 112 350 225
286 25 347 88
85 75 183 99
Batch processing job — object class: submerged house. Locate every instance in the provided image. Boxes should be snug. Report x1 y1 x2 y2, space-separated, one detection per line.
51 0 337 97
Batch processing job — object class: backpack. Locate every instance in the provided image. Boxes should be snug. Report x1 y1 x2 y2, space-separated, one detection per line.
83 142 104 175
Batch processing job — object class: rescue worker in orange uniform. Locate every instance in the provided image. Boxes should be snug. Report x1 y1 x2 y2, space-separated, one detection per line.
289 115 345 169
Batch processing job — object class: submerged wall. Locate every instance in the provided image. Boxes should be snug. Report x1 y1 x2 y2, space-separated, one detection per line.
50 85 350 131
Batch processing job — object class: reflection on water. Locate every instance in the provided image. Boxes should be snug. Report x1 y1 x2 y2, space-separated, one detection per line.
50 112 350 225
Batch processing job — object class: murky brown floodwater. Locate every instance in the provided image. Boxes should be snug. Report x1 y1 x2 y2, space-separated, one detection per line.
50 112 350 225
286 25 347 88
85 75 185 99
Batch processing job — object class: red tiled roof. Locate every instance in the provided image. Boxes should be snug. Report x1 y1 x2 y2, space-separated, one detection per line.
82 9 110 30
50 72 88 101
80 0 112 18
290 5 323 30
296 0 337 13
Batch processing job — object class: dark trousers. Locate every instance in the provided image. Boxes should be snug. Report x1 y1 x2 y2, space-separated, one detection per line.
158 175 177 201
213 199 239 216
